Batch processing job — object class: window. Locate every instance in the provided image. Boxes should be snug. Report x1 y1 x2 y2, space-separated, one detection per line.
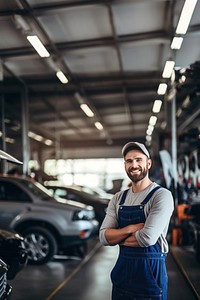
0 181 31 202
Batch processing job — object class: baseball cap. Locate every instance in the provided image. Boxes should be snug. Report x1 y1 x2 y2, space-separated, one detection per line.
122 142 150 158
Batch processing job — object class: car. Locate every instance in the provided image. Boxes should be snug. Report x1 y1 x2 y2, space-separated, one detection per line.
0 257 12 300
0 229 28 300
0 150 27 299
75 185 113 200
0 175 99 265
46 185 109 226
0 229 28 280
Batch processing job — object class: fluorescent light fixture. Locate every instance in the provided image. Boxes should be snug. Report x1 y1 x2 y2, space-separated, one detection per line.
162 61 175 78
176 0 197 34
95 122 103 130
146 124 154 136
176 108 182 117
28 131 53 145
182 96 190 108
148 124 154 132
146 135 152 142
28 131 43 142
149 116 157 126
34 134 43 142
157 83 167 95
80 104 94 117
160 121 167 130
0 133 14 144
44 139 53 146
27 35 50 57
146 128 153 136
171 37 183 50
5 137 15 144
152 100 162 113
56 70 68 84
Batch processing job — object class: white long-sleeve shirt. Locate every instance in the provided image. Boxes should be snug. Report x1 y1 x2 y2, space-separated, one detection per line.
99 182 174 253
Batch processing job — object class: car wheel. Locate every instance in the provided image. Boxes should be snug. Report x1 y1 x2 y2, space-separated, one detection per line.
21 227 57 265
74 241 88 258
63 241 88 258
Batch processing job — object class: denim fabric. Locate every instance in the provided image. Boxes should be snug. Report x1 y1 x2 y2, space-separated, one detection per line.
111 187 168 300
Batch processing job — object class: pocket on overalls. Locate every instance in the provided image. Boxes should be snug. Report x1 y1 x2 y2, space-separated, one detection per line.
111 256 163 296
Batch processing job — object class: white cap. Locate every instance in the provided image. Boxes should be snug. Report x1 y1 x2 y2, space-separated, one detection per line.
122 142 150 158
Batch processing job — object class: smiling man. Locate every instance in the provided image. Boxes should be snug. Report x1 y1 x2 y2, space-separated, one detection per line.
99 141 174 300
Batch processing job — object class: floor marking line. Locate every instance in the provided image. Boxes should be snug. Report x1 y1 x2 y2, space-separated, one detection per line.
170 246 200 300
45 242 102 300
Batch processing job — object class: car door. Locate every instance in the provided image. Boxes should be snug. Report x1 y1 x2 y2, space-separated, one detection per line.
0 180 32 229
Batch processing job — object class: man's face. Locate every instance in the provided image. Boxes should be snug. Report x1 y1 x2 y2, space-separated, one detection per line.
124 149 151 183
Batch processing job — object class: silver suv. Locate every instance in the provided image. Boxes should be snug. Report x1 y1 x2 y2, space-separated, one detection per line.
0 175 99 265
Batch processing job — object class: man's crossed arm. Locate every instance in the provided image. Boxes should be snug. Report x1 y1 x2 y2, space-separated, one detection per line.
105 223 144 247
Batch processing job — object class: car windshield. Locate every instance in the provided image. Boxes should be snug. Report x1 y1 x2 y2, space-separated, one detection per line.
20 180 54 201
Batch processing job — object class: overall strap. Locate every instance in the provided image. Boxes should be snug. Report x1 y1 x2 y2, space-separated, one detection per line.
119 185 161 206
119 189 129 205
141 185 161 205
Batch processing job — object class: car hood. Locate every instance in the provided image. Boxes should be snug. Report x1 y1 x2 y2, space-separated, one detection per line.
43 196 94 212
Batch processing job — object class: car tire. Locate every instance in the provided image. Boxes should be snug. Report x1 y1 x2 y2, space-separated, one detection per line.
21 226 57 265
63 241 88 258
74 241 88 258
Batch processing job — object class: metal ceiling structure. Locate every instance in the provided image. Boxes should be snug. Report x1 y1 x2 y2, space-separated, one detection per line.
0 0 200 163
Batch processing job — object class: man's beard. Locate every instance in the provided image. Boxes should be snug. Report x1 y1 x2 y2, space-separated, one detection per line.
126 166 148 183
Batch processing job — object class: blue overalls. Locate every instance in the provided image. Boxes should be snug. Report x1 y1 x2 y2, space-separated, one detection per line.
111 186 168 300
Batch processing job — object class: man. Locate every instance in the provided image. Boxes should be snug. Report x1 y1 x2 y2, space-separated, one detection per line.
99 141 174 300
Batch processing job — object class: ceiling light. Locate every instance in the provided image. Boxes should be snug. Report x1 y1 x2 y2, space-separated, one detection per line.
56 70 68 84
149 116 157 126
162 61 175 78
146 124 154 136
28 131 43 142
157 83 167 95
80 104 94 117
146 135 152 142
176 108 182 117
28 131 53 145
152 100 162 113
176 0 197 34
34 134 43 142
146 128 153 136
161 121 167 130
171 37 183 50
95 122 103 130
27 35 50 57
182 96 190 108
148 124 154 131
5 137 15 144
44 139 53 146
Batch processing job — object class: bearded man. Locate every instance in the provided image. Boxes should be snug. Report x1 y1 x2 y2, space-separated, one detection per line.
99 141 174 300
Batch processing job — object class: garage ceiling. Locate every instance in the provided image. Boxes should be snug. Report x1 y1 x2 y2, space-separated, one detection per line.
0 0 200 160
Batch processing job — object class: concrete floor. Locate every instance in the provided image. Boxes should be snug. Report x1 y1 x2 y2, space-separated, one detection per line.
9 238 200 300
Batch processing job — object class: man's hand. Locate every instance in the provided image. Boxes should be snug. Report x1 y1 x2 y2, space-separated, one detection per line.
105 223 144 246
125 223 144 233
120 223 144 247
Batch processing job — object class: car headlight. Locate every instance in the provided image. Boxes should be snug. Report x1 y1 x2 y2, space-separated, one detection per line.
72 209 95 221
